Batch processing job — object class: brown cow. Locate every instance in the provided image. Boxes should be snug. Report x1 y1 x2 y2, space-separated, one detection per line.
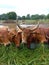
0 26 11 46
17 22 39 44
27 28 48 48
17 23 39 44
0 25 22 47
26 27 49 48
8 28 22 48
17 23 49 48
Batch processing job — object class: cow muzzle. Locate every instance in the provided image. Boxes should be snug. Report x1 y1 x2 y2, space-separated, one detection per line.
44 40 48 44
4 41 11 46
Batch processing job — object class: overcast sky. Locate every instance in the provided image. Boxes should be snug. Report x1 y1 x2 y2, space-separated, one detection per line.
0 0 49 16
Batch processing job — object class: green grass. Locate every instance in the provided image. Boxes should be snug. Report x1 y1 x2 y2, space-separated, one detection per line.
0 43 49 65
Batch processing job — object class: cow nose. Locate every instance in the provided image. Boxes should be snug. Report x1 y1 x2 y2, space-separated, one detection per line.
6 42 11 46
22 39 27 44
22 42 26 44
8 41 11 44
44 40 48 44
7 43 10 47
22 41 27 44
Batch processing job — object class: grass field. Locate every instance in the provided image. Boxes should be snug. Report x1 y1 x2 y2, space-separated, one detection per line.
0 43 49 65
0 19 49 24
18 19 49 24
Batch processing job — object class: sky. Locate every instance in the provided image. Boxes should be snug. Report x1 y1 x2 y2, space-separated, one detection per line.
0 0 49 16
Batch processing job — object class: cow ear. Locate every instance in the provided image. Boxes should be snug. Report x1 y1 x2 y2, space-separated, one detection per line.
46 35 49 39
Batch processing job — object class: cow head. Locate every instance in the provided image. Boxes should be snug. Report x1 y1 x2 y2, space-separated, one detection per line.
17 22 39 44
30 28 48 44
8 29 17 41
8 28 22 48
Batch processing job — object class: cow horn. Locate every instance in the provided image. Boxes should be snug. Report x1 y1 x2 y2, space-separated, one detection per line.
46 35 49 39
17 22 39 31
30 22 39 31
16 23 23 30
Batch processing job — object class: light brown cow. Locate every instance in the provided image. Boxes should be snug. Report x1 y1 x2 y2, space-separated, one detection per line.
17 22 39 44
0 25 22 47
0 26 11 46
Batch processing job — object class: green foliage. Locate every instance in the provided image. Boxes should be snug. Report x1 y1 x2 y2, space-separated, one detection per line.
39 14 46 19
26 14 31 20
0 43 49 65
47 14 49 19
0 12 49 20
31 14 39 20
18 16 22 20
22 16 26 20
7 12 17 20
0 14 8 20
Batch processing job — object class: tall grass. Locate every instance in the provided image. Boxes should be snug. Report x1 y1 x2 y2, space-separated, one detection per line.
0 43 49 65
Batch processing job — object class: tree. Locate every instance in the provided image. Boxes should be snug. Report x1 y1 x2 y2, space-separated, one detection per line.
47 14 49 19
39 14 46 19
31 14 39 20
0 14 8 20
26 14 30 20
22 16 26 20
7 12 17 20
18 16 22 20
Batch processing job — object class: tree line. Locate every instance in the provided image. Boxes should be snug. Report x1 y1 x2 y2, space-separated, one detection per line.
0 11 49 20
